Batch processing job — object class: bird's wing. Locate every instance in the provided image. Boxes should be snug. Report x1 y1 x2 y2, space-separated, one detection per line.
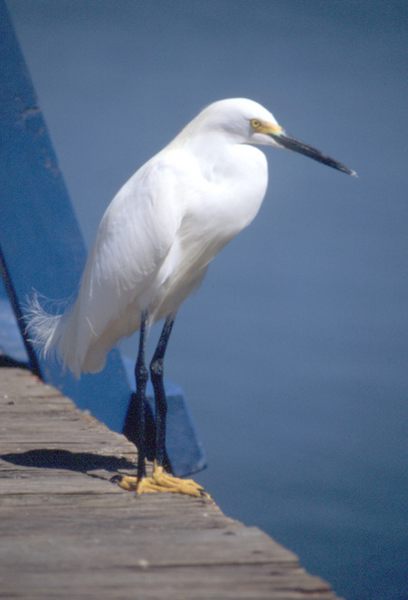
59 154 185 373
92 159 183 303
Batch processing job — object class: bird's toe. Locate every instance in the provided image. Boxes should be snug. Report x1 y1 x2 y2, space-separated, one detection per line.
115 466 211 499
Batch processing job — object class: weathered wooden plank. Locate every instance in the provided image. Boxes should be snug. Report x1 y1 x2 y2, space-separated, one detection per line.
0 526 296 567
0 565 337 600
0 368 341 599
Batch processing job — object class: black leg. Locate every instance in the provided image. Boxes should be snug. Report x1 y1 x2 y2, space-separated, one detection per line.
150 315 175 468
135 310 149 479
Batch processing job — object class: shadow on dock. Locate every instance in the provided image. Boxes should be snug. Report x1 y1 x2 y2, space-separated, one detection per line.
1 448 135 481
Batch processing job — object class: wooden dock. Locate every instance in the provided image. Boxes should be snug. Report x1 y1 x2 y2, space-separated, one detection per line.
0 366 340 599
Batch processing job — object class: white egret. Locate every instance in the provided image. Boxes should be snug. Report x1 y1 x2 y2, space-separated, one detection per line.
29 98 355 496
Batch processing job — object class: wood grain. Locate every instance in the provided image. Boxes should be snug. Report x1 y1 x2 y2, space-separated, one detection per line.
0 367 341 599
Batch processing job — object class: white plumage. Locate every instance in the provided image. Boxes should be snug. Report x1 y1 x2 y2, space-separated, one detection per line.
28 98 354 377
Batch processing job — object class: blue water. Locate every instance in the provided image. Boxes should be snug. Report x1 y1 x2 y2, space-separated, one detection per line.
6 1 408 598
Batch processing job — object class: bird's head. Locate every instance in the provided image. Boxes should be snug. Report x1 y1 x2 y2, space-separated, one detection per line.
193 98 356 177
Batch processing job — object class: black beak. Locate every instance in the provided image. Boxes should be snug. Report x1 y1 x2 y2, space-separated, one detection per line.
269 133 357 177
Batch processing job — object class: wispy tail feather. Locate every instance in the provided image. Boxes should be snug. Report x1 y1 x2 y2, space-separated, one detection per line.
25 292 67 364
25 292 110 378
26 285 133 378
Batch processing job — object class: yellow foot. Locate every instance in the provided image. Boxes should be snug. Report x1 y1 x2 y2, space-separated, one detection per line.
117 463 211 499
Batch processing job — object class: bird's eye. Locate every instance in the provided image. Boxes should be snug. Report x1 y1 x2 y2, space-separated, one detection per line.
251 119 262 129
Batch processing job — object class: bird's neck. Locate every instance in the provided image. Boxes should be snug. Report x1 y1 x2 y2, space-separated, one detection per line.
171 129 239 169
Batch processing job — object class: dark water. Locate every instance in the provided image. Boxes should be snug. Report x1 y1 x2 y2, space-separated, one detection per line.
7 1 408 598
